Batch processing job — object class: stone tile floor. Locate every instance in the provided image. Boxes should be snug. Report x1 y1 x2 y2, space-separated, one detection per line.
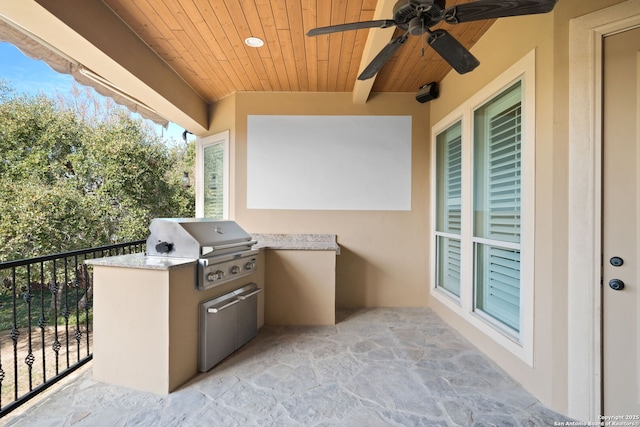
5 308 575 426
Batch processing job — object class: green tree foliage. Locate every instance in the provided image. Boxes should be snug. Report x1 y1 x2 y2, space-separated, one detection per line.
0 80 194 262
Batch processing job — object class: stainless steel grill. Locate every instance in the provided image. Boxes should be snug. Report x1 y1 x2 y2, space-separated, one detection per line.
146 218 258 290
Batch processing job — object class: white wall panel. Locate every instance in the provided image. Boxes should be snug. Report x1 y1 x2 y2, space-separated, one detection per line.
247 115 412 210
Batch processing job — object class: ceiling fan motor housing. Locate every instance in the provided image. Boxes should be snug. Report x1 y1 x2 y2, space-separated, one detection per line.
394 0 446 28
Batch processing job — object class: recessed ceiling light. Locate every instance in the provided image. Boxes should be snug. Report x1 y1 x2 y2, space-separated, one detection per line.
245 37 264 48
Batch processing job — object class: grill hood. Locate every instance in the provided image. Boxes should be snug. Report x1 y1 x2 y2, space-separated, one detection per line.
146 218 256 259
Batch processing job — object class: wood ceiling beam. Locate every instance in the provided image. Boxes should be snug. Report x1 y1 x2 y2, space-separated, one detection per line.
0 0 209 134
352 0 397 104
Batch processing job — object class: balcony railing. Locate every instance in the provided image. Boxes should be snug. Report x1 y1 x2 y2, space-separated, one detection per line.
0 240 146 417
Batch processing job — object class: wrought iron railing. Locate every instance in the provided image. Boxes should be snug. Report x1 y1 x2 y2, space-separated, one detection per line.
0 240 146 417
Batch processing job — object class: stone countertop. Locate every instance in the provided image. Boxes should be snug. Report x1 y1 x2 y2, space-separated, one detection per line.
86 234 339 270
252 233 340 254
85 253 197 271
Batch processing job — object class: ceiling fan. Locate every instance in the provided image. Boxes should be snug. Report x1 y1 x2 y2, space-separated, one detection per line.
306 0 558 80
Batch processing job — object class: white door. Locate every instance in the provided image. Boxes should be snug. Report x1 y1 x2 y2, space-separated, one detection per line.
602 27 640 417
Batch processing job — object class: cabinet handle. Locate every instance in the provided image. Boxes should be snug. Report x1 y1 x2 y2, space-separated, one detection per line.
207 299 239 313
237 288 263 300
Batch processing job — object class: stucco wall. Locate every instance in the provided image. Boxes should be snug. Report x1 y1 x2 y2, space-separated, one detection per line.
428 7 558 409
221 92 430 308
428 0 626 414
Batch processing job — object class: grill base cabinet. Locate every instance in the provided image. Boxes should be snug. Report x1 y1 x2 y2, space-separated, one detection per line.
264 249 336 325
199 283 261 372
89 251 264 395
200 292 237 372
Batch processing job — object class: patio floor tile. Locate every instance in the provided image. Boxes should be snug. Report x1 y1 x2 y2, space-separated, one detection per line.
5 307 575 426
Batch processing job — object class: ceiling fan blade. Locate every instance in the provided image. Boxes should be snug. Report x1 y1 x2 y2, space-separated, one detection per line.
428 29 480 74
358 34 409 80
444 0 558 24
307 20 396 36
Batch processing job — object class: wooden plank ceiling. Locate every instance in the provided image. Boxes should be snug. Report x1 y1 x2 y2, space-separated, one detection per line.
102 0 494 103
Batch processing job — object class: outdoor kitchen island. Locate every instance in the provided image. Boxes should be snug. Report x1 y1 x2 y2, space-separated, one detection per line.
87 251 265 395
254 233 340 326
87 231 338 395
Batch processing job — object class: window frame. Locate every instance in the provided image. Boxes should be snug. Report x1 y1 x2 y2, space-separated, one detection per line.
430 50 536 365
434 120 463 299
473 81 523 336
196 130 230 219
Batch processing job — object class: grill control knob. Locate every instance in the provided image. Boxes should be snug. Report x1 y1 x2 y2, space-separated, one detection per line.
207 270 225 282
155 241 173 253
230 265 240 274
245 261 256 270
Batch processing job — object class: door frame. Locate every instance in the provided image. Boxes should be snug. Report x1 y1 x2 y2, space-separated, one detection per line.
568 0 640 421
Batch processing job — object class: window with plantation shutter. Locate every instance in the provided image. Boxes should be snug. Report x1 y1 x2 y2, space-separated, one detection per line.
435 121 462 297
430 50 534 363
203 142 225 218
196 131 229 219
473 81 522 333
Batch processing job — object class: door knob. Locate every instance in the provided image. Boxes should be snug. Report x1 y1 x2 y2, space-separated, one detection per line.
609 279 625 291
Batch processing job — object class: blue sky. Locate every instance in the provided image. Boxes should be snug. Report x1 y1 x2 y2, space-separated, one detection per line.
0 41 186 144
